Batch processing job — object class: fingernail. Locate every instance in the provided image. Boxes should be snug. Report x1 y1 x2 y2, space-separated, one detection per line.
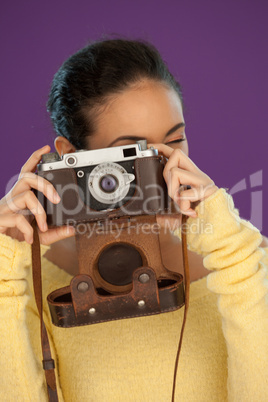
188 211 198 218
40 145 49 152
43 222 48 232
66 226 75 234
54 193 61 203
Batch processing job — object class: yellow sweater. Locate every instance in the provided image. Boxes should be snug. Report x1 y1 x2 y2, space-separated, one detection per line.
0 189 267 401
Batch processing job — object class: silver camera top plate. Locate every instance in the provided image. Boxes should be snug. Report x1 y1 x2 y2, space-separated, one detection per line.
38 143 158 172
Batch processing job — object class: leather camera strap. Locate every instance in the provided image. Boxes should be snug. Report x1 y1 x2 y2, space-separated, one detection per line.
31 219 58 402
171 213 190 401
31 215 189 402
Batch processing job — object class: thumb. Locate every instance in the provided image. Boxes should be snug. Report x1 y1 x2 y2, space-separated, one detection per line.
39 225 76 246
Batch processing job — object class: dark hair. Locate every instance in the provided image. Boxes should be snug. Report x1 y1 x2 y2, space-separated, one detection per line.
47 38 183 150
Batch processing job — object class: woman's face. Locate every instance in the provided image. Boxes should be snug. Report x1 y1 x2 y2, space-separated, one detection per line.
87 80 188 155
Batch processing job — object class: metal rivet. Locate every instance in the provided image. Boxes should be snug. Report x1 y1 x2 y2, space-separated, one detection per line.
46 173 54 181
77 281 89 293
139 273 150 283
77 170 84 178
89 308 96 315
138 300 145 308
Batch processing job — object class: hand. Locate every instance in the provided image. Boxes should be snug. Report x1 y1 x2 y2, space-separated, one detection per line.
150 144 218 218
0 145 75 245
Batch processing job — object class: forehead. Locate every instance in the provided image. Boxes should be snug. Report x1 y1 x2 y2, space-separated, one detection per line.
89 81 184 148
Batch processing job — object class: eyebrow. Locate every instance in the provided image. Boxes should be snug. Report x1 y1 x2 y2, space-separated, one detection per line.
107 122 185 147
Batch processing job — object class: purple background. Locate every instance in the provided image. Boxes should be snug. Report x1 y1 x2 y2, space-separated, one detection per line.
1 0 267 234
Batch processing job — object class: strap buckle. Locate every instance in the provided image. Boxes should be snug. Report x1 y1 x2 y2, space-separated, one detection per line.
43 359 55 370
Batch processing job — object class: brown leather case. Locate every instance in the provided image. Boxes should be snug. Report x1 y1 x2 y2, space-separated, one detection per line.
48 269 184 327
47 215 185 327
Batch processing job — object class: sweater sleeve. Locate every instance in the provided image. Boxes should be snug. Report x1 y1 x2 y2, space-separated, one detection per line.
173 188 268 401
0 233 64 401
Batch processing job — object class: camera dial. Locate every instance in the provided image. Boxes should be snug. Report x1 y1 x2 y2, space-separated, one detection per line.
88 162 135 205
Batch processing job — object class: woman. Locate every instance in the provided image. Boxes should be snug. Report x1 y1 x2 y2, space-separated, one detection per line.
0 39 267 401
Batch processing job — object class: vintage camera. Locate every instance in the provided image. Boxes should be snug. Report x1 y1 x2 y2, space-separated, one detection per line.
37 140 184 328
36 139 170 227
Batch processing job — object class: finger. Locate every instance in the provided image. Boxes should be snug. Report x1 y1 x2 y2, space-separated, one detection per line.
180 208 197 217
0 214 34 244
178 187 200 202
171 196 197 217
39 225 76 246
179 184 212 202
165 167 201 199
164 148 200 176
177 198 192 215
3 190 48 233
149 142 198 172
148 143 174 158
20 145 51 176
164 188 196 217
166 170 200 217
8 172 61 204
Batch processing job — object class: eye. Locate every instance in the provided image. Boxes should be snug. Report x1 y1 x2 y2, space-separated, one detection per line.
165 138 186 145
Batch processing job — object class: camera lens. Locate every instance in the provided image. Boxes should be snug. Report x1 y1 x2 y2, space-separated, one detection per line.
99 174 118 193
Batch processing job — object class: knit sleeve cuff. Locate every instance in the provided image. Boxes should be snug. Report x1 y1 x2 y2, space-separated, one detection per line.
0 233 50 280
172 188 262 260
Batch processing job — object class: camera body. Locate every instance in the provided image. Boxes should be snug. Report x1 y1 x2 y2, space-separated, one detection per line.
36 140 170 227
